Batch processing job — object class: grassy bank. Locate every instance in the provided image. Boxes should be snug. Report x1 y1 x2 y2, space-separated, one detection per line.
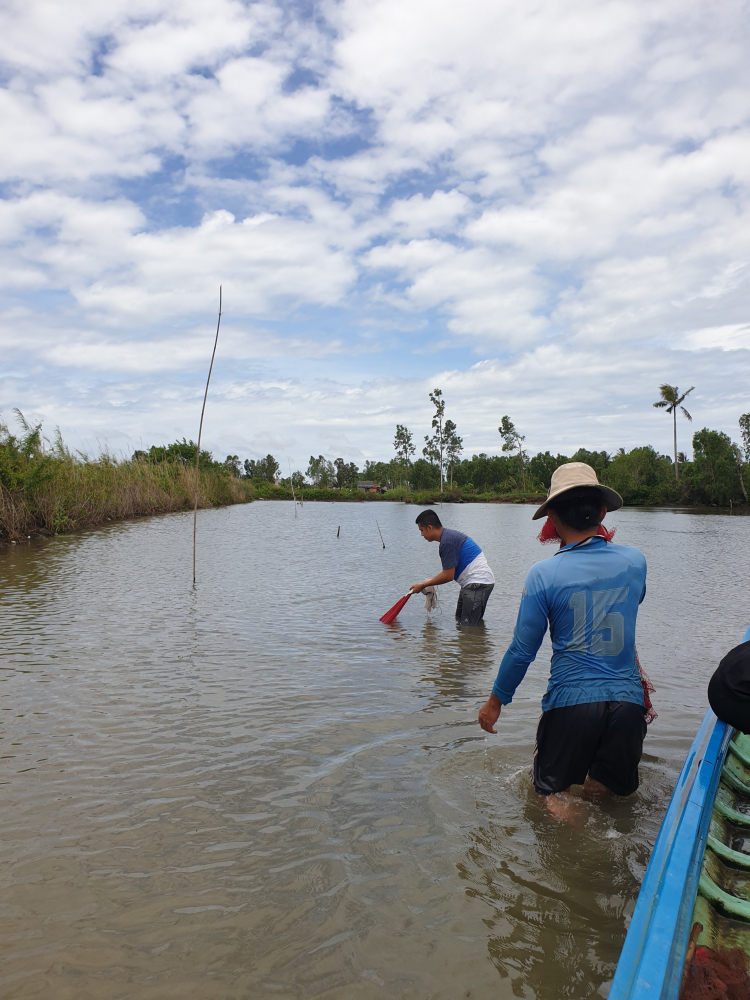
0 417 253 541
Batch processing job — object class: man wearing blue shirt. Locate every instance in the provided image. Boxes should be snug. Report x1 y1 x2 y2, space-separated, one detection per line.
411 509 495 625
477 463 648 808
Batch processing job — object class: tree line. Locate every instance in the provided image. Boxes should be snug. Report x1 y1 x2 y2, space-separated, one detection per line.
133 384 750 507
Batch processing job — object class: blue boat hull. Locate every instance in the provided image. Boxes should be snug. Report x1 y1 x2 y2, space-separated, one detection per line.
612 627 750 998
609 710 732 998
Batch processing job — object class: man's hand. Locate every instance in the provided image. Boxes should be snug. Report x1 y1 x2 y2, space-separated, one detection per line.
410 569 454 595
478 694 502 734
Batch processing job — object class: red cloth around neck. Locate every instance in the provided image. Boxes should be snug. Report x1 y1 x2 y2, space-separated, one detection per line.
537 518 616 545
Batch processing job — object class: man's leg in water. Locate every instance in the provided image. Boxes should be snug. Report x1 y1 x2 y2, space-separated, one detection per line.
477 583 493 620
581 775 611 802
545 775 621 822
533 702 607 821
542 788 587 823
587 701 647 796
536 702 646 819
456 584 494 625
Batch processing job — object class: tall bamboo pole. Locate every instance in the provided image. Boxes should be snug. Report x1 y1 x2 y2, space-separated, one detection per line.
193 287 222 585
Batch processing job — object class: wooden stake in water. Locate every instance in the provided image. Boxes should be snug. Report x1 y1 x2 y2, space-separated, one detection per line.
376 520 385 549
288 458 297 517
193 286 223 585
337 525 340 538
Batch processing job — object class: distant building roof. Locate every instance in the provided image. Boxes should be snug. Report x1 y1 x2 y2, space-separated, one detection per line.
357 481 379 488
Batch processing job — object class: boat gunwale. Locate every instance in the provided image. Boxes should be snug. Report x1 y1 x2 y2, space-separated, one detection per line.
609 710 732 999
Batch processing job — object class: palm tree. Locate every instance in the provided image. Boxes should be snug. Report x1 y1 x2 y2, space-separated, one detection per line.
653 384 694 479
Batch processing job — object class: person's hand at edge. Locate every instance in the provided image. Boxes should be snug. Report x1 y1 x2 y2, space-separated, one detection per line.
411 582 426 593
478 694 502 734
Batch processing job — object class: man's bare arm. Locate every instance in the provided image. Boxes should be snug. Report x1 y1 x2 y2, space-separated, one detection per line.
411 567 455 593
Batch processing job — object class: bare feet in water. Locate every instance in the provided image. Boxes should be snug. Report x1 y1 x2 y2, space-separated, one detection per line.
541 776 612 824
542 791 587 825
582 775 610 804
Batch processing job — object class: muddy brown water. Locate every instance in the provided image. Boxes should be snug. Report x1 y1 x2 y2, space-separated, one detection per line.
1 502 748 999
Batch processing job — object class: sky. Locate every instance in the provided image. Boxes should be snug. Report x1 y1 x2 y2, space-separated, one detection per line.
1 0 749 470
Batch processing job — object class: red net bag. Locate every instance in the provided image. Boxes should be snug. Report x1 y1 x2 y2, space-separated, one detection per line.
636 647 657 725
681 945 750 1000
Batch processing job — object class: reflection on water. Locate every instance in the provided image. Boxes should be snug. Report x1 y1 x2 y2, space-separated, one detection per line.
419 620 496 705
460 782 658 999
0 502 748 998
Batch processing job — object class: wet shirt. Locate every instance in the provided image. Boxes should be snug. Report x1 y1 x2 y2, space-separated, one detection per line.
439 528 495 587
492 535 646 711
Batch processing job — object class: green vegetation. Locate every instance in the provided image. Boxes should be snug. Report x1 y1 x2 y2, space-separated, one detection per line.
394 424 416 490
268 408 750 510
1 415 253 540
133 439 217 468
303 455 359 488
423 388 447 491
244 454 279 482
3 385 748 541
298 388 747 509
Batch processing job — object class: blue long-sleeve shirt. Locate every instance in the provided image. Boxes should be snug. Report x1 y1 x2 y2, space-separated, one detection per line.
492 535 647 711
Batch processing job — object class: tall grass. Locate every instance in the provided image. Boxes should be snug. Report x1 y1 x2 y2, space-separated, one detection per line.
0 413 253 540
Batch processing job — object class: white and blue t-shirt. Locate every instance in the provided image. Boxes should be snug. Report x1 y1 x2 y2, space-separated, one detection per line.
439 528 495 588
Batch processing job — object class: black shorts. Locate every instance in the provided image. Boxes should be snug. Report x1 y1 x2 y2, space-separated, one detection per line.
533 700 647 797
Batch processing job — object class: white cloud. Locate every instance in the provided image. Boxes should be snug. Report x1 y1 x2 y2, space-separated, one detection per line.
33 326 347 373
6 339 745 468
0 0 749 461
386 191 471 238
0 198 356 319
681 323 750 352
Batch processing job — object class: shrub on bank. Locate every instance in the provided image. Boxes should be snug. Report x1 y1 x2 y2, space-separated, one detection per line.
601 446 683 506
0 416 254 540
687 428 747 505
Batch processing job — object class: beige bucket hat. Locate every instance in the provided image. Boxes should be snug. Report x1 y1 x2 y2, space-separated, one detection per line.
532 462 623 521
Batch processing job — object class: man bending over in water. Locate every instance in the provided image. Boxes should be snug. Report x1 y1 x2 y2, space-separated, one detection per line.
410 509 495 625
477 464 648 817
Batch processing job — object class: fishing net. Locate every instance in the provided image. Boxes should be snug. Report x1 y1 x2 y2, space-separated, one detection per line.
680 945 750 1000
536 517 657 724
423 585 440 613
